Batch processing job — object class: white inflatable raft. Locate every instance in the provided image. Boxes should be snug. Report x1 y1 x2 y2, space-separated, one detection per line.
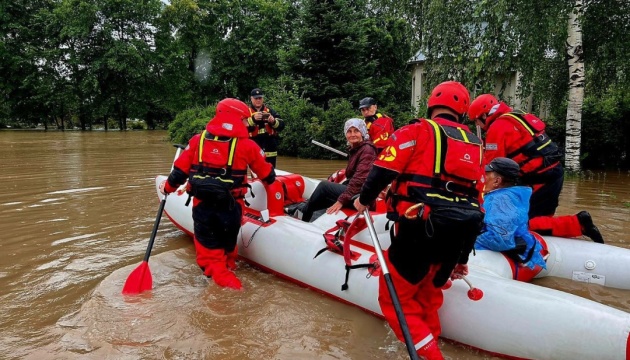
155 171 630 360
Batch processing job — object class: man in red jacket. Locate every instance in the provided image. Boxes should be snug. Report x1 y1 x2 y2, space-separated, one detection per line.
160 98 276 289
468 94 603 243
359 97 395 153
355 82 485 360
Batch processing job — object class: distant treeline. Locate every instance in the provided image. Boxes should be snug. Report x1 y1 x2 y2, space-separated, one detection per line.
2 1 629 169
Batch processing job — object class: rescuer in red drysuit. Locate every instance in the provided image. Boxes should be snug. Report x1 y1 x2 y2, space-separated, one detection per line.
355 81 485 360
160 98 276 289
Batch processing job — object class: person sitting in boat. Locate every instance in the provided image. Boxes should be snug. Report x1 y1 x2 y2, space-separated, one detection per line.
159 98 276 290
468 94 604 243
296 118 376 222
476 157 547 275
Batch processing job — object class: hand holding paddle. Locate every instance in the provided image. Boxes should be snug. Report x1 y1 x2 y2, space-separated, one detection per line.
122 144 185 295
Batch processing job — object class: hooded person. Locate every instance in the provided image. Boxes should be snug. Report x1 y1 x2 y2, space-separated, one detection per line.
475 157 548 279
160 98 276 289
293 118 376 222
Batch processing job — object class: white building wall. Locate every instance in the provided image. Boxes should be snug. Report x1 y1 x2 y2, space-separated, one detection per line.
410 62 533 114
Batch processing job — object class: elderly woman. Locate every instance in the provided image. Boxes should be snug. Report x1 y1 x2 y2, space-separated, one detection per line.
300 118 377 222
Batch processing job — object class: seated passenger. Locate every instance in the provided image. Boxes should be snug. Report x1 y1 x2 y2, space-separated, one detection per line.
475 157 547 271
298 118 377 222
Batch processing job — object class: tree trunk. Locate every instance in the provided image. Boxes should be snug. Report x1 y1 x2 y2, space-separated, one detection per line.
565 0 585 172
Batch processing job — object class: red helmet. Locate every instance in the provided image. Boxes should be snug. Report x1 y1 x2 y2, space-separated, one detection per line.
427 81 470 117
215 98 250 122
468 94 498 121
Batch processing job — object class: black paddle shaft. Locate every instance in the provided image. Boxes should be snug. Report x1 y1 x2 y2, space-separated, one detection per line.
361 209 420 360
142 196 167 263
139 143 184 262
384 272 420 360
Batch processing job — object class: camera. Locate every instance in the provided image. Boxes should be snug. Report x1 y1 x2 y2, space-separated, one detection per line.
261 112 271 120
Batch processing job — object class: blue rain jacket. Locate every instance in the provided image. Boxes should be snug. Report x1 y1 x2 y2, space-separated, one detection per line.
475 186 547 270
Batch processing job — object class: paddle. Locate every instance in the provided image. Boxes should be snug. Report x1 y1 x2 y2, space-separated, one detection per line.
361 209 420 360
122 144 184 295
311 139 348 157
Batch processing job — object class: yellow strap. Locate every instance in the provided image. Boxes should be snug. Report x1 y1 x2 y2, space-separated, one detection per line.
425 119 442 174
458 128 470 142
257 128 266 134
198 130 207 163
227 137 237 166
503 113 535 136
265 151 277 157
192 174 234 184
536 139 552 151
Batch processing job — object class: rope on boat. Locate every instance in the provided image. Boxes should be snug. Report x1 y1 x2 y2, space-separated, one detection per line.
241 223 264 248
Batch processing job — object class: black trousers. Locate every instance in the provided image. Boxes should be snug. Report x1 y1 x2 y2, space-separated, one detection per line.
192 201 242 252
301 181 346 222
265 155 277 168
528 165 564 218
389 208 483 287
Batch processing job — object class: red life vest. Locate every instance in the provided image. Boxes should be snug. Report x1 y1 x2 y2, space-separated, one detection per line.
366 113 394 149
388 118 483 217
248 105 278 137
499 112 561 177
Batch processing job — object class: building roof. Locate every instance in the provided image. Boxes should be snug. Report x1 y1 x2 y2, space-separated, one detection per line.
408 50 426 64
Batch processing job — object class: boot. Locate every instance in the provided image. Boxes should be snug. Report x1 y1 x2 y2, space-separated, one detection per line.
576 211 604 244
209 263 242 290
194 240 242 290
226 247 239 271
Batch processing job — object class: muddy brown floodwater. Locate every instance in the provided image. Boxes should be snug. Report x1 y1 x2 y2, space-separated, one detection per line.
0 130 628 359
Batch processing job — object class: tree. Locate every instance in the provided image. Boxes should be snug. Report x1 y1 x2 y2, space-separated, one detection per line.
280 0 369 106
565 0 585 171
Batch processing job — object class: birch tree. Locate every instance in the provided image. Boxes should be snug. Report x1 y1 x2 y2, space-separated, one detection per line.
565 0 585 171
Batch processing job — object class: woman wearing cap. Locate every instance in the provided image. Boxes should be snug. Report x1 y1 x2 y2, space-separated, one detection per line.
297 118 376 222
476 157 547 278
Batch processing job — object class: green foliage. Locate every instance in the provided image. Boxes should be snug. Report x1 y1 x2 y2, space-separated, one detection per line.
262 85 358 159
168 106 215 145
580 87 630 169
280 0 414 109
1 0 629 168
128 120 147 130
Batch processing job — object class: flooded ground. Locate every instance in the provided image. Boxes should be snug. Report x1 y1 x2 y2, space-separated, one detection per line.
1 130 629 359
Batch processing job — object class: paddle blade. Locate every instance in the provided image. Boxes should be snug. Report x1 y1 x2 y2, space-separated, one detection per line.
122 261 153 295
